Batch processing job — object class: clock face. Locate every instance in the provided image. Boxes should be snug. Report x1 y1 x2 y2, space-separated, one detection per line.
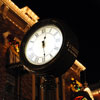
25 25 63 65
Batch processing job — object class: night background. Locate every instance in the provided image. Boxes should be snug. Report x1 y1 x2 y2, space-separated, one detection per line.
12 0 100 85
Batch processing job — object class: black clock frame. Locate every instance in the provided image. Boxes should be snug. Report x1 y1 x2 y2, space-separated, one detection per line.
20 18 79 77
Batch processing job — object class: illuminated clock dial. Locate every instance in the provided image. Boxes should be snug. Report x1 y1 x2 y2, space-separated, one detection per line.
25 25 63 65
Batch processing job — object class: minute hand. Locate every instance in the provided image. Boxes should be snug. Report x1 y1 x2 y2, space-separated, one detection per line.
42 39 46 61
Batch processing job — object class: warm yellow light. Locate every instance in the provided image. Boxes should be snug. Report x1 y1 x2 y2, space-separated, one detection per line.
74 60 86 71
84 87 94 100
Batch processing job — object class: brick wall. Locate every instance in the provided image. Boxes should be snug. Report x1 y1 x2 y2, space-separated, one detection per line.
21 73 32 100
0 43 32 100
0 43 7 100
0 62 6 100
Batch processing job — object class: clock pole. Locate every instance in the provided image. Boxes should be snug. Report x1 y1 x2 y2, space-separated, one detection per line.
40 75 56 100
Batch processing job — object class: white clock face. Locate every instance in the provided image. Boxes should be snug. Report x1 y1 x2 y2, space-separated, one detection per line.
25 25 63 65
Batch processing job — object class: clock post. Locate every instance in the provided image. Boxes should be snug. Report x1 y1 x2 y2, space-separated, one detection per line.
40 76 56 100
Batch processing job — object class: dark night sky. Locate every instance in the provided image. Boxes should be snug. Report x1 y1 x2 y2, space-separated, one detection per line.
12 0 100 85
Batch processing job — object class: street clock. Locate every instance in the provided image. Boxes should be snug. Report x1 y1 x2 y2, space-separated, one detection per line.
20 19 79 77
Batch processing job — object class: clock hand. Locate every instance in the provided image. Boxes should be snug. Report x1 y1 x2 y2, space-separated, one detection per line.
42 32 47 61
42 31 46 48
44 34 46 40
43 29 46 40
42 40 45 48
42 40 46 61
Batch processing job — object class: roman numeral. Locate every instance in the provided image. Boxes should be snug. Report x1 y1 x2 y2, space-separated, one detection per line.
54 46 59 51
30 40 34 43
42 28 46 33
35 33 39 37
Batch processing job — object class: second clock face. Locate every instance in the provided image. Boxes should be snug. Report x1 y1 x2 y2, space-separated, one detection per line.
25 25 63 65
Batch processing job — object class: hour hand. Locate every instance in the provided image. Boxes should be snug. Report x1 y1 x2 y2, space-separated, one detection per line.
42 40 45 48
42 40 46 61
